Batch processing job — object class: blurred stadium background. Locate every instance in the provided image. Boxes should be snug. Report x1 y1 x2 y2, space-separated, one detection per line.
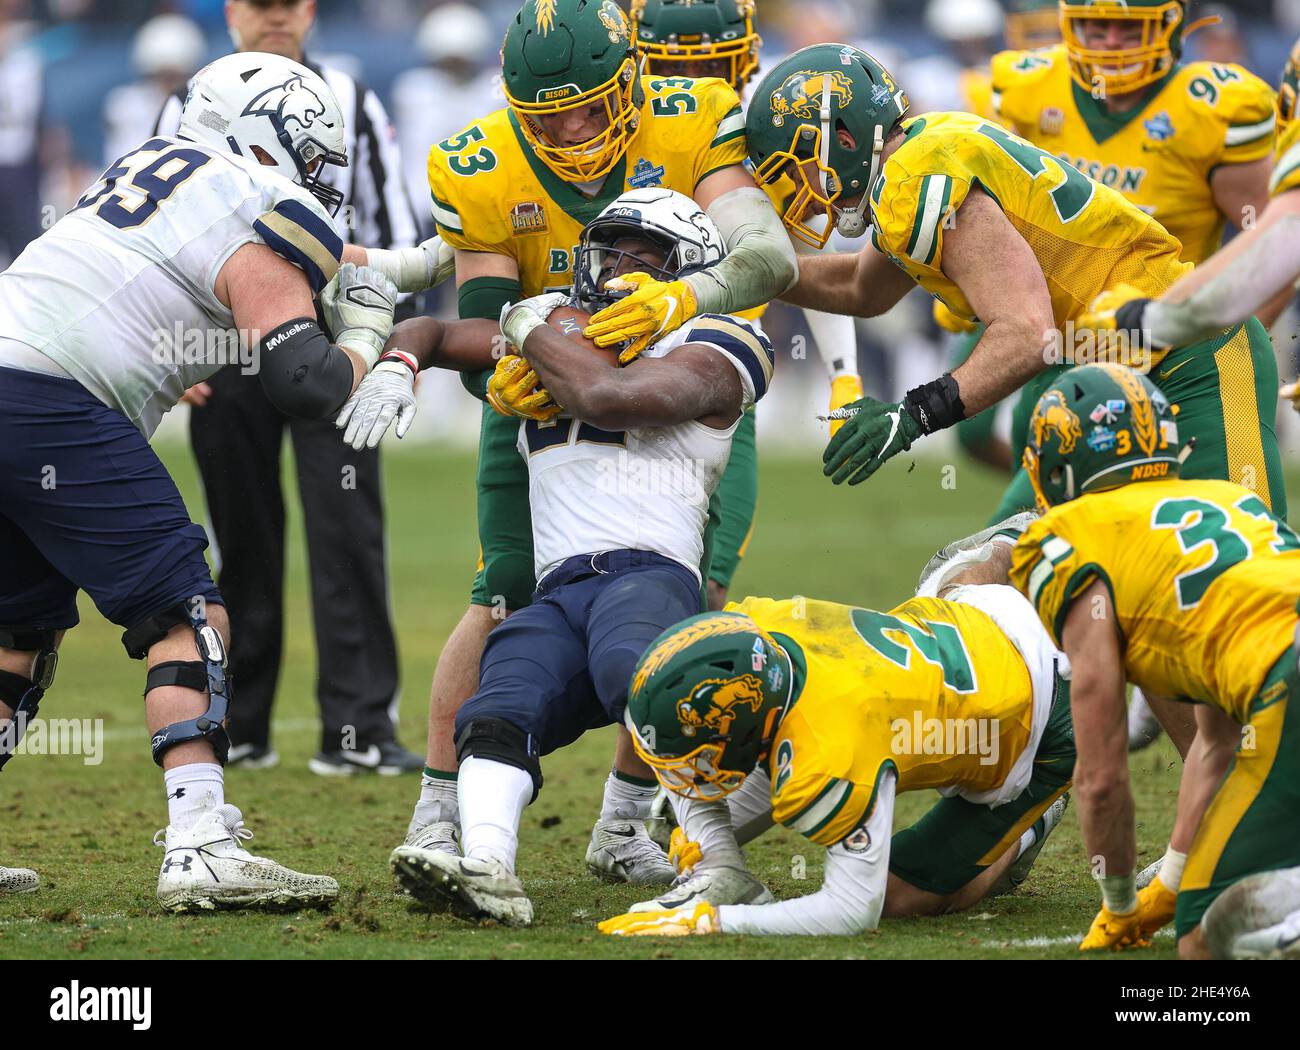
4 0 1300 456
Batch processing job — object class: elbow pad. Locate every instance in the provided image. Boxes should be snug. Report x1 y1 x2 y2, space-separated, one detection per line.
687 187 799 315
258 317 354 420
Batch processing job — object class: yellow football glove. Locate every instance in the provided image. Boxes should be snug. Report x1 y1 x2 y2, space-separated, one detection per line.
933 300 979 335
1077 283 1155 362
828 374 864 438
1134 875 1178 939
583 272 698 363
598 901 719 937
668 827 702 876
1080 904 1152 952
485 355 561 421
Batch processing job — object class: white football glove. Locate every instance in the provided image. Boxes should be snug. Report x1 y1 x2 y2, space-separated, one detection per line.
320 262 398 370
335 350 418 450
365 235 456 294
499 292 571 352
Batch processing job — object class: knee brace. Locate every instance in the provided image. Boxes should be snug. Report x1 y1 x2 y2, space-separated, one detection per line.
0 627 58 773
454 717 542 800
127 601 232 766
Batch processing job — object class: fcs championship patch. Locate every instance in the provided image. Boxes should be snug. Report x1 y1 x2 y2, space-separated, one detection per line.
509 201 549 236
629 157 666 188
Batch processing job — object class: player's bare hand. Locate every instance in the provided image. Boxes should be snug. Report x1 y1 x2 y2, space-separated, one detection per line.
181 382 213 408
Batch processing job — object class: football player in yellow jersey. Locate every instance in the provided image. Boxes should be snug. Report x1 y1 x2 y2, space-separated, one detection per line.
594 532 1074 937
400 0 797 881
741 44 1286 518
1078 39 1300 410
628 0 862 609
1010 363 1300 958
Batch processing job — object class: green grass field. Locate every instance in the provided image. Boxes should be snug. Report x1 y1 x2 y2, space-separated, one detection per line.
0 442 1189 959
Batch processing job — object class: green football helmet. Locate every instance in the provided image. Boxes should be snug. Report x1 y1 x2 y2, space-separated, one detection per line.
501 0 642 182
1279 36 1300 129
1005 0 1061 51
630 0 761 93
1059 0 1216 96
1023 362 1182 510
745 43 908 248
624 612 792 801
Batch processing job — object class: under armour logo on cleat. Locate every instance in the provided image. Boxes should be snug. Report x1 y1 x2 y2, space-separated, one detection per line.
162 857 193 874
167 788 186 801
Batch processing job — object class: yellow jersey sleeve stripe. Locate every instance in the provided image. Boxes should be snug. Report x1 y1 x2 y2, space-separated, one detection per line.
905 174 951 267
1226 115 1276 147
1270 140 1300 196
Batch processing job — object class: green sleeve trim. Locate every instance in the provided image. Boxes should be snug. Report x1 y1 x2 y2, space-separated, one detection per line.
709 127 747 148
457 276 521 399
695 161 743 190
1051 562 1116 648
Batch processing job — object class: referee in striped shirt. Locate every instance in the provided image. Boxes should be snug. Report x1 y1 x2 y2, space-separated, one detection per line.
154 0 423 776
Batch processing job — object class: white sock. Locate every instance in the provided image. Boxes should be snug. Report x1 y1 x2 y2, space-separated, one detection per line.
670 792 746 871
600 770 658 821
410 768 458 834
164 763 224 830
459 756 533 874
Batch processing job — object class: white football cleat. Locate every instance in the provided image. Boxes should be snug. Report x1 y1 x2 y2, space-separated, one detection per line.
155 804 339 913
390 849 533 926
586 818 676 885
1230 910 1300 959
1127 688 1164 751
390 821 461 901
1136 856 1164 890
629 866 773 912
1204 865 1300 959
0 865 39 894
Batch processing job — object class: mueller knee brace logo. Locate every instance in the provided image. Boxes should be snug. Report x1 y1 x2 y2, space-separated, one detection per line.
50 981 152 1030
265 320 316 350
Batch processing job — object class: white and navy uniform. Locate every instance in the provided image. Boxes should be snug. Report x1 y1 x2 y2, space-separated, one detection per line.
0 136 342 634
150 58 416 757
455 314 775 761
525 314 775 586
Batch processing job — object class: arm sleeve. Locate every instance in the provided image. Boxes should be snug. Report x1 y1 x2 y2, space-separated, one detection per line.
1145 213 1300 346
457 275 523 399
727 766 776 845
684 186 799 316
792 238 858 377
717 771 896 936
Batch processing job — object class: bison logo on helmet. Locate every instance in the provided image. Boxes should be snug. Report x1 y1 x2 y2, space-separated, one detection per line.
242 74 335 141
770 70 854 127
1031 389 1083 455
598 0 630 43
676 675 766 738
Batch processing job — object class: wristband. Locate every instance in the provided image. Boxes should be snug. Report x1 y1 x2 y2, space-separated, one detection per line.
1158 846 1187 892
903 373 966 434
380 349 419 377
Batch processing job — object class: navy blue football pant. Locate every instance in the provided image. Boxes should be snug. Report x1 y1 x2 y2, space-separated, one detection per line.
456 550 702 757
0 367 222 637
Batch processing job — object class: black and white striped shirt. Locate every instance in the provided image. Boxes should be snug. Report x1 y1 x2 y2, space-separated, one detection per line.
153 56 418 254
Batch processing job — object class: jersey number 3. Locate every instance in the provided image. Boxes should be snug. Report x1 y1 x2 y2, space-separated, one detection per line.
76 138 211 231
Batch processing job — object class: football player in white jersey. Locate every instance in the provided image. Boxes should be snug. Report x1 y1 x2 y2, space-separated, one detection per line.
0 52 449 908
344 189 774 925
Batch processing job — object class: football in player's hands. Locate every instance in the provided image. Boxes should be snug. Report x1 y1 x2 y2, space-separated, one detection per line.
546 306 617 367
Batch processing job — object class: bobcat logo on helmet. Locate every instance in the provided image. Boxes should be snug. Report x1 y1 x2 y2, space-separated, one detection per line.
243 75 335 155
769 70 854 127
676 675 766 738
1031 389 1083 455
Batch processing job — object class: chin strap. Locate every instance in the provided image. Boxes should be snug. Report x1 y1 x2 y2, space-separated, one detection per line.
817 79 881 241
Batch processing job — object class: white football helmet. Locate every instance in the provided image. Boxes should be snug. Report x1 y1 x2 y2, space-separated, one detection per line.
132 14 206 78
417 3 493 64
574 188 725 311
178 52 347 215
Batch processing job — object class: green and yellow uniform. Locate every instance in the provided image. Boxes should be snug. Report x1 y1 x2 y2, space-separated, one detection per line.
983 43 1283 520
1271 109 1300 198
730 592 1074 893
429 75 748 607
1011 478 1300 936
